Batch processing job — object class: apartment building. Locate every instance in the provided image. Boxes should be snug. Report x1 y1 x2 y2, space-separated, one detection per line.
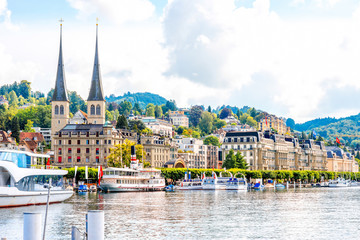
141 135 174 168
326 146 358 172
141 117 173 137
258 115 290 135
169 110 189 128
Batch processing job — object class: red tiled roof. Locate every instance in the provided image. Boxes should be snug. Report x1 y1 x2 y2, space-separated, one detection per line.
0 130 15 144
19 140 38 152
79 110 88 119
20 132 44 143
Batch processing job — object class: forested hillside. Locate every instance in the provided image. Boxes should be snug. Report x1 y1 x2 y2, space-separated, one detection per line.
105 92 167 109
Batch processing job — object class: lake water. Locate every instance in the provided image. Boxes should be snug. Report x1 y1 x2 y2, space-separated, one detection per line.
1 187 360 239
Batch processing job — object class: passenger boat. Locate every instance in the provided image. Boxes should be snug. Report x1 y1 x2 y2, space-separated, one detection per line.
253 182 265 190
176 171 203 190
202 172 229 190
0 149 73 208
100 159 165 192
226 178 247 191
328 177 350 188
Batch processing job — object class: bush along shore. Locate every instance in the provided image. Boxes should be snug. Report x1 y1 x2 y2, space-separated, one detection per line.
160 168 360 183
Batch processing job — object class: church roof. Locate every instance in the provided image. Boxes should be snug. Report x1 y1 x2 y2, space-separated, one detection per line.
87 23 105 101
52 23 69 102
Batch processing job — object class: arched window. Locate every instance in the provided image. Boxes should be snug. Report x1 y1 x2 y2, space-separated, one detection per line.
96 104 101 115
60 105 64 115
55 105 59 115
91 105 95 115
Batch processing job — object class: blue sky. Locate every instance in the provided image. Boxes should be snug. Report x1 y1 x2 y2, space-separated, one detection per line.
1 0 360 123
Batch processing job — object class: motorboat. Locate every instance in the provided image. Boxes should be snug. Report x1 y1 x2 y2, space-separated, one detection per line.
0 149 73 208
202 172 229 190
78 185 88 192
253 182 265 190
176 171 203 190
226 178 247 191
89 185 97 192
328 177 350 188
275 183 285 190
164 184 175 192
100 159 165 192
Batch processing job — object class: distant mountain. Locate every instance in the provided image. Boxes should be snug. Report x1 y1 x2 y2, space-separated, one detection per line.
294 114 360 143
105 92 168 109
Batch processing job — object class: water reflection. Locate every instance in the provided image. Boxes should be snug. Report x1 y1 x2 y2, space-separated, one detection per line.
1 188 360 239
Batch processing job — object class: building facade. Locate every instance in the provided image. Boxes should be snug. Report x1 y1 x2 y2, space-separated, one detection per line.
326 146 358 172
169 110 189 128
141 117 173 137
141 136 173 168
221 131 327 171
258 115 290 135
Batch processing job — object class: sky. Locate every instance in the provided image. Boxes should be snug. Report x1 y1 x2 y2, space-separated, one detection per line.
1 0 360 123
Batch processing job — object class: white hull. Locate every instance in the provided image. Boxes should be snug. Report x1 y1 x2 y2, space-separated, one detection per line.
202 184 227 190
100 183 165 192
328 183 350 188
176 186 203 190
0 187 73 208
226 185 247 191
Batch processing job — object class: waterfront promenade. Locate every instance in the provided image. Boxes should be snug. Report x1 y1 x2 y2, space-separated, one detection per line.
1 188 360 239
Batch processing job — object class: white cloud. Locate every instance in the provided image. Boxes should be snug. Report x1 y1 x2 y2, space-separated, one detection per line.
67 0 155 24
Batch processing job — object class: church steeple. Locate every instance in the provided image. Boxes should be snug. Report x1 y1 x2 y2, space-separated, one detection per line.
52 19 69 102
87 20 106 125
87 21 104 101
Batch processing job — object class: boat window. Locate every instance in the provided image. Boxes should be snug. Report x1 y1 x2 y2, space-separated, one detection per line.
16 175 65 191
0 151 31 168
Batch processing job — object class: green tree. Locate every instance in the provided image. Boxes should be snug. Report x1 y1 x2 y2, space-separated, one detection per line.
199 111 213 134
145 103 155 117
10 117 20 143
220 108 232 119
128 120 146 132
247 107 256 118
246 116 257 128
192 130 200 139
207 106 212 113
18 80 31 99
24 120 35 132
119 101 132 115
213 119 226 129
189 105 203 127
204 135 220 147
155 105 163 118
235 152 248 169
116 114 128 129
9 90 18 106
107 139 146 168
105 110 113 121
222 149 236 169
133 102 142 115
176 126 184 135
69 91 86 114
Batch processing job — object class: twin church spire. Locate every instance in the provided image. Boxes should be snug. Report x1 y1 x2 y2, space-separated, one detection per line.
52 19 105 103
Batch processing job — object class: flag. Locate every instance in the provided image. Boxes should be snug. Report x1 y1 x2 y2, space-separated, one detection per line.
85 166 88 180
313 130 317 139
265 116 268 126
188 171 191 180
74 166 78 179
46 158 50 169
201 172 205 179
336 137 341 145
98 166 103 185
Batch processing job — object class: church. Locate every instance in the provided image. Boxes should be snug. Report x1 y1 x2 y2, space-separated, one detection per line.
50 22 136 167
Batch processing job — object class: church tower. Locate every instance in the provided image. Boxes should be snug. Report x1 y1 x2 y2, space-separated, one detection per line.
51 20 70 147
87 21 106 124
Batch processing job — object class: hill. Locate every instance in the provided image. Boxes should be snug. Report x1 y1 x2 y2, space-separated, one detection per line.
105 92 168 109
294 114 360 145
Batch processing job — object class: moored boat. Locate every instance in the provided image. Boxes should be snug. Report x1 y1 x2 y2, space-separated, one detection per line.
328 177 350 188
202 172 229 190
176 171 203 190
226 178 247 191
0 149 73 208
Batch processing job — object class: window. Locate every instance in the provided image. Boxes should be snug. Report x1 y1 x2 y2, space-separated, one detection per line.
86 148 90 153
58 156 62 163
55 105 59 115
96 132 99 137
77 140 80 145
91 105 95 115
96 156 100 163
77 156 81 162
234 138 238 143
86 132 89 137
68 156 72 162
96 148 99 155
108 140 111 145
86 140 89 145
60 105 64 115
68 140 71 144
96 140 99 145
86 157 89 163
104 140 107 144
58 148 62 154
227 138 231 142
68 148 72 154
77 148 80 154
96 105 101 115
59 140 62 145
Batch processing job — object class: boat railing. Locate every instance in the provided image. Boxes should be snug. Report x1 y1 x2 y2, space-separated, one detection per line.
30 165 59 170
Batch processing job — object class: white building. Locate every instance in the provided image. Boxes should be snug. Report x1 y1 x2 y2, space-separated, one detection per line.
69 110 88 124
32 127 52 145
141 117 173 137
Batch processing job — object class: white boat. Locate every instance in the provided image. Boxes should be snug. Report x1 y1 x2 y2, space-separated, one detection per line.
176 172 203 190
202 172 229 190
328 177 351 188
100 160 165 192
0 149 73 208
226 178 247 191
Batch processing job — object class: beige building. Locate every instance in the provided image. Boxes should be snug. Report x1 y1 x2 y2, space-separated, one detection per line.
221 131 327 171
258 115 290 135
141 117 173 137
326 147 358 172
169 110 189 128
141 136 173 168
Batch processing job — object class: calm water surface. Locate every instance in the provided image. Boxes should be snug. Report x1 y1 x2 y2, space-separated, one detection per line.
1 188 360 239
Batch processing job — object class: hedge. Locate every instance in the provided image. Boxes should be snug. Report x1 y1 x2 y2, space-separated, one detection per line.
160 168 360 183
